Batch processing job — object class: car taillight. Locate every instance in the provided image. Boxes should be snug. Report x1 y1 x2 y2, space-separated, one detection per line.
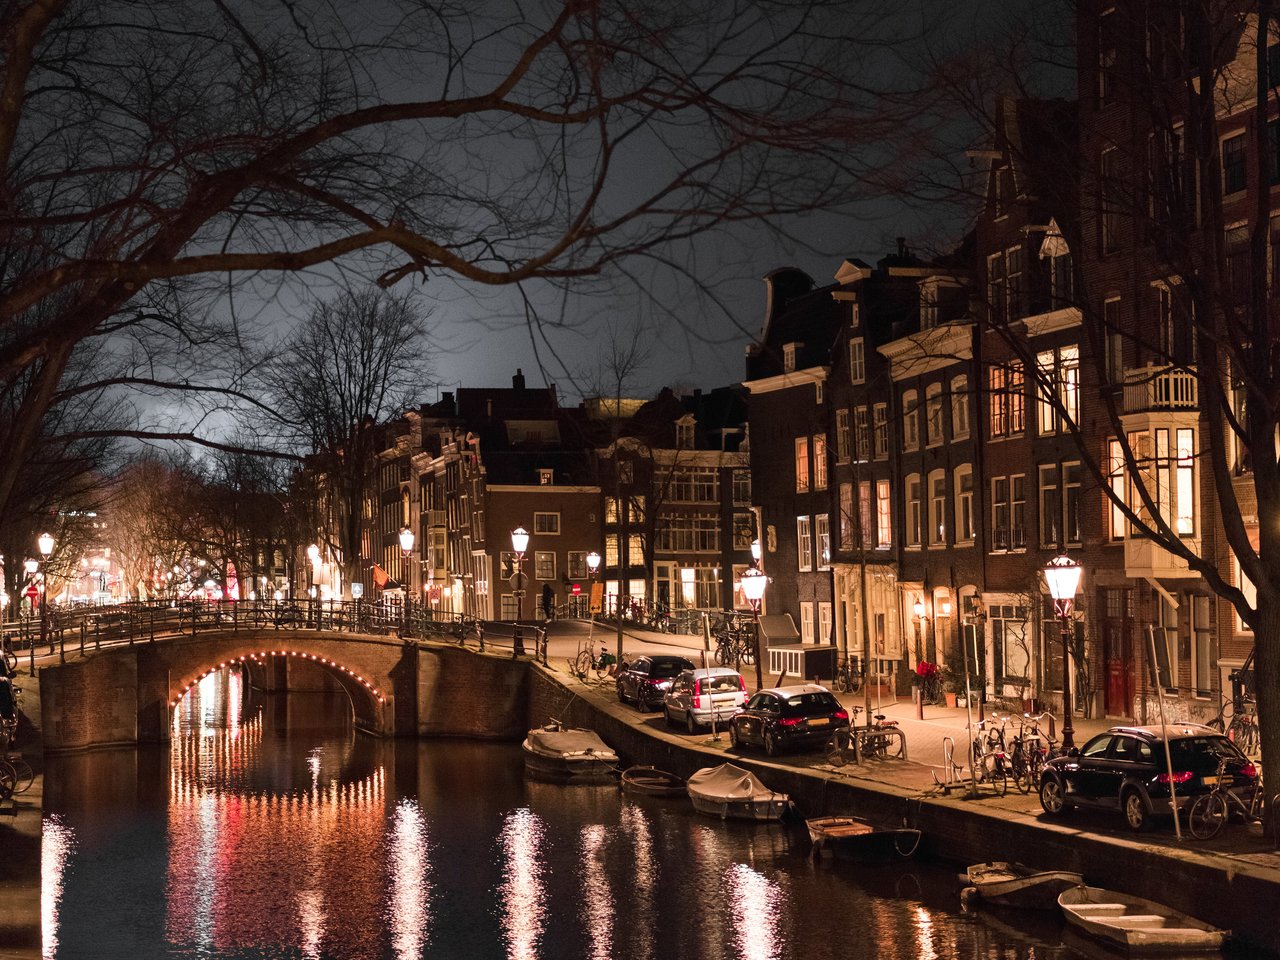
1240 762 1258 780
738 676 746 691
693 680 703 710
778 717 803 727
1158 771 1193 784
832 709 848 721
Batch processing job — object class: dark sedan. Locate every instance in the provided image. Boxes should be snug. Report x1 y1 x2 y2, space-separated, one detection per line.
728 684 849 756
1038 724 1257 831
616 655 696 711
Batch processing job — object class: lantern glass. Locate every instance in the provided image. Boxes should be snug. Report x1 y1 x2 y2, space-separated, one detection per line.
510 526 530 556
1044 555 1083 602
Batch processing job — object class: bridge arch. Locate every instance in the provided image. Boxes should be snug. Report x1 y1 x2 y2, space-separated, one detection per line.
169 646 388 733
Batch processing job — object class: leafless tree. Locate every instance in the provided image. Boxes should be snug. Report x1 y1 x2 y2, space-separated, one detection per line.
257 287 432 593
0 0 934 535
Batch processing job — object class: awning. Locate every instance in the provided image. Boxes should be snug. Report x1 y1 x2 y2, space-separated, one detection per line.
758 614 800 644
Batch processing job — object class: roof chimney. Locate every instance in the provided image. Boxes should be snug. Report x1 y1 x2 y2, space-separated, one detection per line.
513 368 525 390
897 237 908 257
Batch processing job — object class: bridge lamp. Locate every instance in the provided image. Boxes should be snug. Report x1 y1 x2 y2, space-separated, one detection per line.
399 528 416 638
37 532 54 559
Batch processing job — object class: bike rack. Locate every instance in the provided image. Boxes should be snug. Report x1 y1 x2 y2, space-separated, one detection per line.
932 736 966 794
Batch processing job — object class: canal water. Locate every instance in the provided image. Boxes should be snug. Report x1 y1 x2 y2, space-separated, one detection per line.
38 668 1230 959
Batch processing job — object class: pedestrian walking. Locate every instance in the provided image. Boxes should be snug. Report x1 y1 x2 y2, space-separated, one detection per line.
541 583 554 622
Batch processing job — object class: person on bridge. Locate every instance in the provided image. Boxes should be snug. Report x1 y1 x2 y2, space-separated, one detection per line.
541 583 554 622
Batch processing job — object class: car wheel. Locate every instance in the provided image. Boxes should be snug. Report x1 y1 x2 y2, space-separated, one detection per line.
729 723 741 749
1039 776 1070 816
637 688 653 712
686 711 697 735
764 730 780 757
1122 789 1149 831
616 680 628 703
663 706 674 727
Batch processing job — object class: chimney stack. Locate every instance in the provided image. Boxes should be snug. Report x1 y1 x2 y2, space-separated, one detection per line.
513 368 525 390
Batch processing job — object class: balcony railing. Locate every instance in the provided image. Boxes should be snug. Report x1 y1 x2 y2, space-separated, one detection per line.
992 526 1026 551
426 509 447 527
1123 533 1200 579
1123 365 1198 414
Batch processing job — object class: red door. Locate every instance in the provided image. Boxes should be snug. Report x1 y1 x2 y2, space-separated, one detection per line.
1103 618 1134 717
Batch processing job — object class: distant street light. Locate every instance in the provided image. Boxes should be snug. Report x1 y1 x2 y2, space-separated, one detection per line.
510 527 529 656
740 566 767 692
307 543 320 628
1044 554 1083 751
400 527 415 638
36 533 55 658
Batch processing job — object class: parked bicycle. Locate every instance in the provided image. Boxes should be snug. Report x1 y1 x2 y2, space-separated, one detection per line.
826 706 905 765
833 657 862 695
1187 754 1271 842
568 642 618 681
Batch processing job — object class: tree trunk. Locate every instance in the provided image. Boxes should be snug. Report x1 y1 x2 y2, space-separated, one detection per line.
1255 591 1279 830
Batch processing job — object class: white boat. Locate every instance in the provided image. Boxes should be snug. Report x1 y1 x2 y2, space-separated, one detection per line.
686 763 789 821
1058 885 1227 954
961 861 1083 910
521 726 618 780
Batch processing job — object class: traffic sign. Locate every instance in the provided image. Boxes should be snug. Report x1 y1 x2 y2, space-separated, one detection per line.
24 583 38 600
571 583 582 596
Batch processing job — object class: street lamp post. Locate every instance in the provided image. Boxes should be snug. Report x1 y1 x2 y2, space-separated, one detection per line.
740 566 767 692
399 527 415 639
1044 554 1083 752
306 543 320 628
585 551 601 637
37 532 54 657
510 526 529 657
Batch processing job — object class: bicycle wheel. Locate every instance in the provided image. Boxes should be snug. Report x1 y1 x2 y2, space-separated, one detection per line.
1009 752 1033 794
859 731 884 760
6 757 32 794
573 650 592 679
835 668 852 695
982 756 1008 796
826 728 854 767
714 640 732 666
0 762 14 802
738 640 756 666
1188 793 1227 840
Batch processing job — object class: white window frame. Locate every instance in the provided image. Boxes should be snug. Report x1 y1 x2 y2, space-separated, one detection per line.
927 469 946 546
816 514 831 569
849 338 866 384
533 512 560 535
800 602 816 644
905 473 922 548
813 435 828 491
534 551 556 581
834 409 851 462
925 382 944 446
954 465 974 544
797 516 813 572
875 480 892 548
794 437 810 492
901 389 919 451
951 375 969 440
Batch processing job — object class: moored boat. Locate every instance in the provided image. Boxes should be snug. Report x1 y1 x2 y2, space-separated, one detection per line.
620 765 686 797
1058 884 1227 954
960 861 1084 910
805 816 921 862
686 763 790 821
521 725 618 781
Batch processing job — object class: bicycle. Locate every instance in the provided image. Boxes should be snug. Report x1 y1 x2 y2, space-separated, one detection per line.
569 643 617 681
833 657 862 695
828 706 905 762
0 755 33 795
1187 755 1266 841
970 718 1010 797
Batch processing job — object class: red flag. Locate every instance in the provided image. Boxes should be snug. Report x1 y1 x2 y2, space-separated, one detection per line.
372 564 389 588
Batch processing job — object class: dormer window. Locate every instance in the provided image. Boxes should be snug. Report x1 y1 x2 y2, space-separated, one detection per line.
783 342 799 372
539 468 554 485
676 417 696 448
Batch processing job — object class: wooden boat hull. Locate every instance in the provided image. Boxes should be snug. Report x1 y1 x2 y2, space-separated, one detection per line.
806 816 921 862
964 861 1084 910
1058 885 1227 954
620 766 686 797
688 794 790 821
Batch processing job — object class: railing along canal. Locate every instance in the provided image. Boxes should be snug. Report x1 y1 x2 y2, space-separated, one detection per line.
0 599 553 674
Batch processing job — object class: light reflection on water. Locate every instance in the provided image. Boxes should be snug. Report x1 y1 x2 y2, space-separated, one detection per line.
43 664 1248 960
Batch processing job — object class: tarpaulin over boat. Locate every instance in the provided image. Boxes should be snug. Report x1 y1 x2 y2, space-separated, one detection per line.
686 763 778 802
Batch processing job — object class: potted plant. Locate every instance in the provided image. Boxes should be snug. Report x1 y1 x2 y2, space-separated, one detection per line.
939 664 966 708
913 660 941 704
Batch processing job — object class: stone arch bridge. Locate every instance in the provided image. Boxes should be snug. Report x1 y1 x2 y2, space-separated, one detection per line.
36 629 531 751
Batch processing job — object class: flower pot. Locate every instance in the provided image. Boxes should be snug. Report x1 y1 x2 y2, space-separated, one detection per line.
944 692 958 708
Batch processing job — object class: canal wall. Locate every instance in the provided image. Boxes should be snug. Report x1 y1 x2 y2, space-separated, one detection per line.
526 665 1280 956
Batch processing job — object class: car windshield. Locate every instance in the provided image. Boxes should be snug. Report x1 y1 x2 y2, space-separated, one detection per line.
704 675 741 693
1169 736 1243 768
651 661 688 679
781 692 839 717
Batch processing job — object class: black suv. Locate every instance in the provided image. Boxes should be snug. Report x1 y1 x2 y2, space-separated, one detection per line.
727 684 850 756
615 655 695 711
1038 724 1257 831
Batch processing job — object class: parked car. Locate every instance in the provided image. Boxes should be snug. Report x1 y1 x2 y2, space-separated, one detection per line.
1038 724 1257 831
727 684 849 756
663 667 747 733
616 655 696 711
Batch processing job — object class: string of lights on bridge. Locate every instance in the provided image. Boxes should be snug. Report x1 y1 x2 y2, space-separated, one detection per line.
170 650 386 708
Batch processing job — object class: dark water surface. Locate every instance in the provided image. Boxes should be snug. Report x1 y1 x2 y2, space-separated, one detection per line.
39 669 1226 959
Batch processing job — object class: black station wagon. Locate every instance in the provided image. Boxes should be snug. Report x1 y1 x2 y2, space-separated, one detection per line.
1038 724 1257 831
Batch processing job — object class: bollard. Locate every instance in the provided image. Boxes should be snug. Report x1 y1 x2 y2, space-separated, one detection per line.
80 624 85 655
477 623 485 652
914 686 924 720
512 625 524 659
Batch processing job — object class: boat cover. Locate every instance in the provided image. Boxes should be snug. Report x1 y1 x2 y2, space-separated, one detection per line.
526 727 616 758
687 763 777 801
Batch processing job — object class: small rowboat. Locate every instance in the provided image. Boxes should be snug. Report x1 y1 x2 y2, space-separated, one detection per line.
1058 885 1227 954
620 766 686 797
805 816 922 862
960 861 1084 910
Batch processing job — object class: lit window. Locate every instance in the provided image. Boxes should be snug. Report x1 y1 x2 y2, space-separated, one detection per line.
928 470 946 545
794 437 810 492
813 435 828 490
797 516 813 572
816 514 830 569
875 481 892 548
